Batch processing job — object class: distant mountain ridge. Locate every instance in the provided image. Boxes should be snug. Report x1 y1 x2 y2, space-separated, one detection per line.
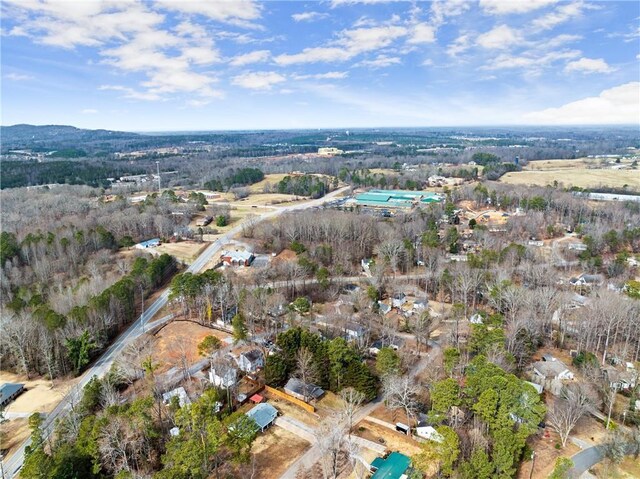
1 124 140 147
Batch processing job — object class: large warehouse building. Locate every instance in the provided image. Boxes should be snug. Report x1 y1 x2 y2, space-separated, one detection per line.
351 189 443 209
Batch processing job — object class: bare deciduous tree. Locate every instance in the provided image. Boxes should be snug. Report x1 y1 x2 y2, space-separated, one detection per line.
547 384 594 447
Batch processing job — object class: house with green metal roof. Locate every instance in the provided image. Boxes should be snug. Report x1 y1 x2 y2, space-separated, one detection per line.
370 452 411 479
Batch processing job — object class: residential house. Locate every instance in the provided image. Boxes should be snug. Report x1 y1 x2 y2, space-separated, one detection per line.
569 274 603 287
0 383 25 408
602 366 638 391
233 349 265 374
416 426 444 443
525 381 544 394
209 364 238 388
284 377 325 402
135 238 160 249
368 338 404 355
532 359 574 381
246 402 279 433
392 293 407 308
221 250 254 267
162 387 191 407
361 258 374 276
377 301 392 315
469 313 484 325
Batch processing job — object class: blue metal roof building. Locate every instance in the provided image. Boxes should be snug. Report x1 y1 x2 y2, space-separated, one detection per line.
0 383 25 407
246 402 278 432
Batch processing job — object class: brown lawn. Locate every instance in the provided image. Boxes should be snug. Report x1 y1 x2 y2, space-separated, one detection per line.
252 426 311 479
354 420 423 456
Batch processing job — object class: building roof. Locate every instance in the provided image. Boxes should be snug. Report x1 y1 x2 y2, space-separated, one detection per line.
0 383 24 404
284 377 325 399
533 360 570 378
246 402 278 430
222 250 254 261
241 349 264 363
137 238 160 247
370 452 411 479
162 387 191 407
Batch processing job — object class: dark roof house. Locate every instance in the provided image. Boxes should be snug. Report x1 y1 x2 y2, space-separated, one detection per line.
0 383 25 408
284 377 325 402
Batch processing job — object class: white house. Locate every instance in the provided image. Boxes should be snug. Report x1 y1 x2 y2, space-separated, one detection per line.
469 313 484 325
209 365 238 388
162 387 191 407
416 426 443 443
532 360 574 381
392 293 407 308
234 349 264 374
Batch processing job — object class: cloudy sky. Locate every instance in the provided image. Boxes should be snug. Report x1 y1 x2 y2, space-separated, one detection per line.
1 0 639 131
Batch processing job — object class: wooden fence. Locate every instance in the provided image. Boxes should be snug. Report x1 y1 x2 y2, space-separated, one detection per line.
264 385 316 413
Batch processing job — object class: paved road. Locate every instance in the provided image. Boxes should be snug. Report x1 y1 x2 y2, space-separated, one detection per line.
568 445 604 478
3 187 349 478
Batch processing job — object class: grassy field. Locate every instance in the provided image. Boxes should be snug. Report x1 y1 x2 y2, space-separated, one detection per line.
500 169 640 190
500 158 639 190
155 241 208 264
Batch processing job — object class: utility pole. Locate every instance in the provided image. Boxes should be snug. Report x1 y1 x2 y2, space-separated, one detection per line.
156 161 161 192
529 451 536 479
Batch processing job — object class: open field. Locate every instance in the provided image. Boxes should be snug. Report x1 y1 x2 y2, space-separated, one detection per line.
151 320 231 374
500 169 640 190
500 158 640 190
252 426 311 479
0 371 78 414
248 173 290 193
154 241 208 264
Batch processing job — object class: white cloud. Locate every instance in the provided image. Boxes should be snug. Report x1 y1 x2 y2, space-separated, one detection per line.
565 57 615 74
4 72 35 81
480 0 557 15
356 55 401 69
408 23 436 44
4 0 229 101
330 0 392 7
274 25 407 65
524 82 640 124
229 50 271 66
81 108 98 114
293 71 349 80
447 33 472 56
532 1 588 30
477 24 522 49
232 71 286 90
154 0 262 27
291 11 328 22
99 85 163 101
484 49 580 70
430 0 471 28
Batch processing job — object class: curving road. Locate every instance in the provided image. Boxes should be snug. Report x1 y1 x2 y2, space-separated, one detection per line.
2 187 349 478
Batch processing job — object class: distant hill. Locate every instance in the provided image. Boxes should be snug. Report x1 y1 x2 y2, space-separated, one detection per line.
1 124 140 150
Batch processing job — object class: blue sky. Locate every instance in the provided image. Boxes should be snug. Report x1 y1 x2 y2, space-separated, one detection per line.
1 0 639 130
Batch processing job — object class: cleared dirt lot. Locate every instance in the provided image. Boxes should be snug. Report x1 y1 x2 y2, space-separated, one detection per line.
151 320 231 374
252 426 311 479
